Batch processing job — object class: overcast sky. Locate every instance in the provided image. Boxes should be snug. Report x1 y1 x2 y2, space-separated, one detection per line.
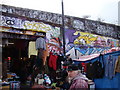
1 0 120 25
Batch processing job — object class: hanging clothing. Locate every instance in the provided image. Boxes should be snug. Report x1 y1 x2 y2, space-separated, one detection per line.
35 37 46 60
48 52 58 71
28 41 37 58
104 55 118 79
36 37 46 50
81 63 88 74
86 59 104 79
115 56 120 73
86 62 96 79
35 37 46 73
42 43 49 65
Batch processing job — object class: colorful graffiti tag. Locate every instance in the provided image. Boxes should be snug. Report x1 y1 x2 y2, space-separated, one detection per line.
73 31 98 45
65 29 119 59
23 21 51 32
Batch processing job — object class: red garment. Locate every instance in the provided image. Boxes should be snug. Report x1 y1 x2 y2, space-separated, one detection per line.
81 63 88 72
48 52 58 70
63 66 68 69
49 52 53 68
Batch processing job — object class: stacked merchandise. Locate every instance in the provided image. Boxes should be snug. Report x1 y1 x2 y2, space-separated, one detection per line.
1 73 20 89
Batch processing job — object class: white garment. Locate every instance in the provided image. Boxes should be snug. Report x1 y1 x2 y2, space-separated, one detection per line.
28 41 37 58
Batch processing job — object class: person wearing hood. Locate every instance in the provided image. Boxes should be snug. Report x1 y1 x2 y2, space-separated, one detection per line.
67 64 89 90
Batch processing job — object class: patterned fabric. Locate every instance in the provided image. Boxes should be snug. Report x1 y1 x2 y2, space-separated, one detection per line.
74 53 100 61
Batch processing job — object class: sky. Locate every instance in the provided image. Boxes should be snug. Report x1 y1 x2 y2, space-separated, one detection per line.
1 0 120 25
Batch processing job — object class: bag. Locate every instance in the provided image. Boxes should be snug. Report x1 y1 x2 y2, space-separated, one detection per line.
86 62 95 79
93 60 104 78
86 57 104 79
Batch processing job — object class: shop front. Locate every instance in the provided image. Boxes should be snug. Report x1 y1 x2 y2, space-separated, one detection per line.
1 26 46 89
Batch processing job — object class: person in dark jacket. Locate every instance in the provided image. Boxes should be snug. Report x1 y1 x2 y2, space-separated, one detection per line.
67 64 89 90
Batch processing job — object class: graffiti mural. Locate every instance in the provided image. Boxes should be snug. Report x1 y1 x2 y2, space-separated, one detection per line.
48 37 62 54
65 29 119 59
1 15 61 53
1 4 120 39
1 5 120 57
73 20 85 30
1 15 53 32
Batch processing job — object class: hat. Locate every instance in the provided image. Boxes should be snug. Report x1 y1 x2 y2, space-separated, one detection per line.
68 64 79 71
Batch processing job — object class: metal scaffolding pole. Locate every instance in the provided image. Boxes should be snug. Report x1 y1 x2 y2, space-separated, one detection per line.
61 0 66 56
